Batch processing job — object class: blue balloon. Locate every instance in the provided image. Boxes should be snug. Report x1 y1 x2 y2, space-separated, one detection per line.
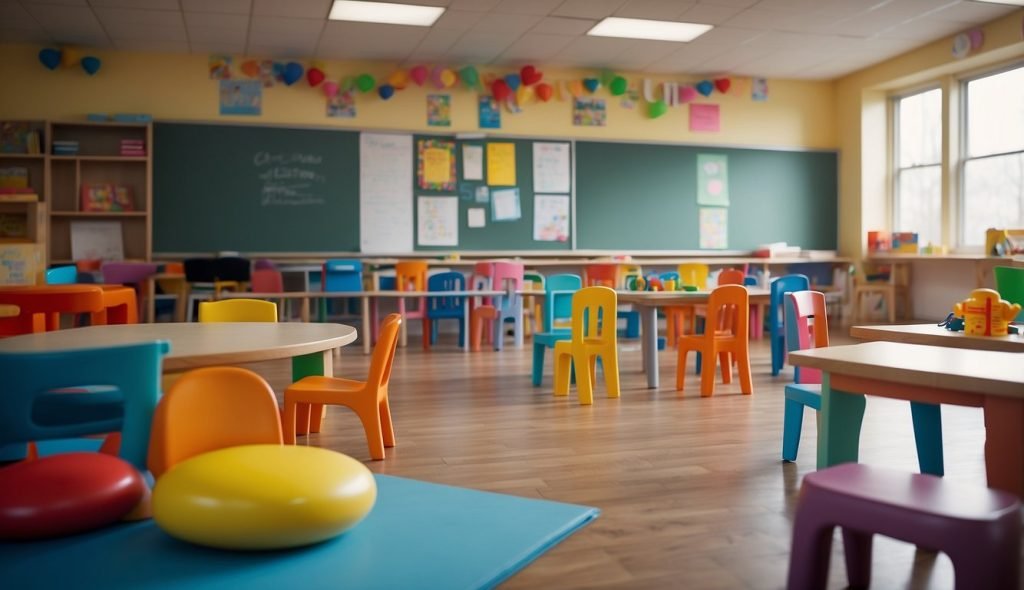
504 73 521 91
283 62 304 86
38 48 61 70
81 56 101 75
378 84 395 100
696 80 713 97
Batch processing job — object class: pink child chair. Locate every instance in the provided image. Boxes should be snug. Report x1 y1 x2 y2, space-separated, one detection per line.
470 261 524 351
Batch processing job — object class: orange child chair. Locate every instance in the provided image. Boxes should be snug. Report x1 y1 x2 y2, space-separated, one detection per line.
553 286 621 405
283 314 402 460
468 261 495 351
147 367 284 479
371 261 427 347
676 284 753 397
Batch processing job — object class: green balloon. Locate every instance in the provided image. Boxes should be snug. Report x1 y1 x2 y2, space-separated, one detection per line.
648 100 668 119
356 74 375 93
610 76 628 96
460 66 480 89
601 68 616 86
340 76 356 92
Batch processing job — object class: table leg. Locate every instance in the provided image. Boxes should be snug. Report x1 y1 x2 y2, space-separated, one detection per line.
817 372 866 470
909 401 944 476
463 301 470 352
362 296 372 355
291 349 334 436
300 298 310 323
146 278 156 323
640 306 658 388
983 396 1024 497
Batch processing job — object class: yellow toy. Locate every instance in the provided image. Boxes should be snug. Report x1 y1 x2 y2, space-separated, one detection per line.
153 445 377 550
953 289 1022 337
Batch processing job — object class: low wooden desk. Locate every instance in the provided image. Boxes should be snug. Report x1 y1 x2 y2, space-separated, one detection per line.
617 289 771 389
789 341 1024 497
851 323 1024 353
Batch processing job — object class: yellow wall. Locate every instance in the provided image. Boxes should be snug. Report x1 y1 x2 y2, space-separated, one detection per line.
835 9 1024 259
0 43 836 150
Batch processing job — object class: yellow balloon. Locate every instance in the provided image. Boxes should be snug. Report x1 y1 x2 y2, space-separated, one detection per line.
516 85 532 105
440 68 457 88
388 70 410 90
61 47 81 69
153 445 377 550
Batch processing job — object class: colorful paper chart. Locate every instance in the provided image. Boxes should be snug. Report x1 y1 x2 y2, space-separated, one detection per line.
417 139 456 191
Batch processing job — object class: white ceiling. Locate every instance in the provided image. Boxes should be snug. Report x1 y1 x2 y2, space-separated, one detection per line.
0 0 1019 79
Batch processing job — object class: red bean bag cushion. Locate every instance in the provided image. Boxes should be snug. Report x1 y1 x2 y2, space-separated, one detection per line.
0 452 146 540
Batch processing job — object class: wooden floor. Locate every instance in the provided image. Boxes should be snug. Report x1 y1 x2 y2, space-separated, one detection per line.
244 328 1012 589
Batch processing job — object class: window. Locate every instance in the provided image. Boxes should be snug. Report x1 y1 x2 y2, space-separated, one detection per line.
893 88 942 247
961 65 1024 247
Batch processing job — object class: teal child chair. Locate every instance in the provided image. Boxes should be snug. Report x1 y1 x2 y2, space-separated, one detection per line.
781 291 943 475
424 271 467 349
321 259 364 322
0 341 170 471
770 274 810 377
45 265 79 285
532 274 582 386
994 266 1024 322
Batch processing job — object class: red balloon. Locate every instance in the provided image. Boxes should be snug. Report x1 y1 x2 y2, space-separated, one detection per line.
492 79 511 102
520 65 542 86
0 453 146 540
714 78 731 94
535 82 553 102
307 67 325 87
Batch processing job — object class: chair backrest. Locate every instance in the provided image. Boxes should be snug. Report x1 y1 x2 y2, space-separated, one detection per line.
524 271 545 290
994 266 1024 322
0 340 170 471
215 256 251 282
253 258 277 271
571 286 618 345
743 275 759 286
322 259 364 292
544 274 582 332
492 261 524 311
785 290 829 384
250 269 284 293
717 268 746 286
198 299 278 322
367 313 402 394
769 274 811 333
705 285 748 340
395 261 428 291
426 271 466 314
584 264 619 288
677 263 709 290
45 265 78 285
101 262 158 285
183 258 217 283
147 366 283 478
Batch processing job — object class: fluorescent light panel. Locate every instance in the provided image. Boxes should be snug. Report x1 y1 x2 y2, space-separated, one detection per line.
587 17 712 42
329 1 445 26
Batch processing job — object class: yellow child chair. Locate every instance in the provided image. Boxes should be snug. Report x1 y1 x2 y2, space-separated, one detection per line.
553 286 621 405
283 314 402 460
198 299 278 323
665 263 710 346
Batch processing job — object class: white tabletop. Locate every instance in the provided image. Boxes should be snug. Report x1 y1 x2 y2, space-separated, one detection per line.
850 323 1024 353
616 288 770 306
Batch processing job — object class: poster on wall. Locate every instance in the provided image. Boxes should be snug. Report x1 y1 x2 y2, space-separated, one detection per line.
533 142 571 194
462 144 483 180
533 194 570 242
696 154 729 207
417 139 456 191
360 133 413 253
752 77 768 101
327 91 356 118
468 208 486 229
491 188 521 222
219 80 261 116
573 98 606 127
699 207 728 249
417 195 459 246
486 143 516 186
689 104 720 132
479 96 501 129
427 94 451 127
209 55 231 80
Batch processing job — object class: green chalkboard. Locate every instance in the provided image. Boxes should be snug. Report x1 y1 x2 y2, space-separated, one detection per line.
153 123 360 253
576 142 837 251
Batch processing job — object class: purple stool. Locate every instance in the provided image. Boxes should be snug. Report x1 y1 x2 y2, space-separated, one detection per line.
788 463 1020 589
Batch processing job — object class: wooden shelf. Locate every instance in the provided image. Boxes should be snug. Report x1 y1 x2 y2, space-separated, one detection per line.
0 153 45 159
50 155 148 162
51 211 147 218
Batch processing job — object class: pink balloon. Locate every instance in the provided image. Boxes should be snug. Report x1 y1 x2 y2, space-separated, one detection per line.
410 65 428 86
322 81 339 98
678 86 698 103
430 66 447 89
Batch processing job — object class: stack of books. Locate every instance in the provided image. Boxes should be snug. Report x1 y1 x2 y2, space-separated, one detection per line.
52 140 79 156
120 139 146 157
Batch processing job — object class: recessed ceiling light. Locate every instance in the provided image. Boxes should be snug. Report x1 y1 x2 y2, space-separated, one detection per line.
968 0 1024 5
587 17 713 42
329 1 445 27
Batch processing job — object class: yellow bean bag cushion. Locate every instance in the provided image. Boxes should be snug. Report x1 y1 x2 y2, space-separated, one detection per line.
153 445 376 550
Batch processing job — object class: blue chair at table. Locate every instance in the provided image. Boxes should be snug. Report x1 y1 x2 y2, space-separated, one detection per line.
45 265 79 285
770 274 810 376
0 340 170 471
321 259 364 321
532 274 581 386
424 271 467 349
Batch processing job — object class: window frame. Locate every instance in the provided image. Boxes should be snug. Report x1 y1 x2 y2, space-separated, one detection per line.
890 84 943 246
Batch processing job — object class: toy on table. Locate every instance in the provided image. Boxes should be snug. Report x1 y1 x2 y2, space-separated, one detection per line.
952 288 1022 337
938 312 965 332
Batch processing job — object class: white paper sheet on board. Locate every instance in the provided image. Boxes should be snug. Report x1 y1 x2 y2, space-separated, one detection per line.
360 133 414 253
699 207 728 249
533 194 569 242
463 145 483 181
71 221 124 261
491 188 521 222
418 195 459 246
533 142 570 193
468 208 486 228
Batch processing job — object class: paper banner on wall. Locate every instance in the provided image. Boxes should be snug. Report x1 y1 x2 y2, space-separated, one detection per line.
462 144 483 180
209 55 231 80
752 78 768 102
327 91 356 118
427 94 451 127
573 98 606 127
417 195 459 246
533 142 570 194
533 194 570 242
219 80 261 116
479 96 501 129
71 221 124 261
468 207 486 228
418 139 456 191
491 188 521 222
699 207 728 249
696 154 729 207
690 103 720 132
487 143 516 186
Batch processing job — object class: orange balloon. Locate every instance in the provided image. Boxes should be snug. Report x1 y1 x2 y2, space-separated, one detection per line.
388 70 409 90
535 83 553 102
240 60 260 78
568 80 585 98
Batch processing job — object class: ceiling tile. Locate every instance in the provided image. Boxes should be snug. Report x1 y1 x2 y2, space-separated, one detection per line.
693 0 758 7
184 12 250 30
694 26 762 45
316 21 427 60
187 26 248 44
17 0 87 5
552 0 628 19
444 29 521 63
249 15 325 36
555 35 637 63
25 3 110 45
472 12 543 33
493 0 562 15
107 24 188 41
0 28 51 42
189 39 247 53
246 42 318 57
614 0 693 20
431 9 484 30
93 7 184 26
0 0 37 28
496 32 575 61
90 0 180 9
877 19 964 41
252 0 331 18
114 39 190 53
678 2 747 25
448 0 501 11
409 27 463 58
181 0 252 13
531 16 595 35
927 1 1019 24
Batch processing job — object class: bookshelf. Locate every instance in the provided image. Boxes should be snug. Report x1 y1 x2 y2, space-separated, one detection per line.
1 121 48 281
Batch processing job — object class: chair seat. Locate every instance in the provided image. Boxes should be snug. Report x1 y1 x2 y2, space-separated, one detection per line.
533 331 571 346
289 375 365 393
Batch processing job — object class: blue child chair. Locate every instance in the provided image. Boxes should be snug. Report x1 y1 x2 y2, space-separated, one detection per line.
321 259 364 321
770 274 810 377
532 274 582 386
45 265 79 285
0 340 171 471
424 271 467 349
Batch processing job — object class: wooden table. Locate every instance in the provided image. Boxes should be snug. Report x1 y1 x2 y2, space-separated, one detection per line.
789 341 1024 496
0 322 357 434
617 289 770 388
851 323 1024 352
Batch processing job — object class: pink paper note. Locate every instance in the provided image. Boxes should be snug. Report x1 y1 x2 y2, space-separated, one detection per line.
689 103 720 132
